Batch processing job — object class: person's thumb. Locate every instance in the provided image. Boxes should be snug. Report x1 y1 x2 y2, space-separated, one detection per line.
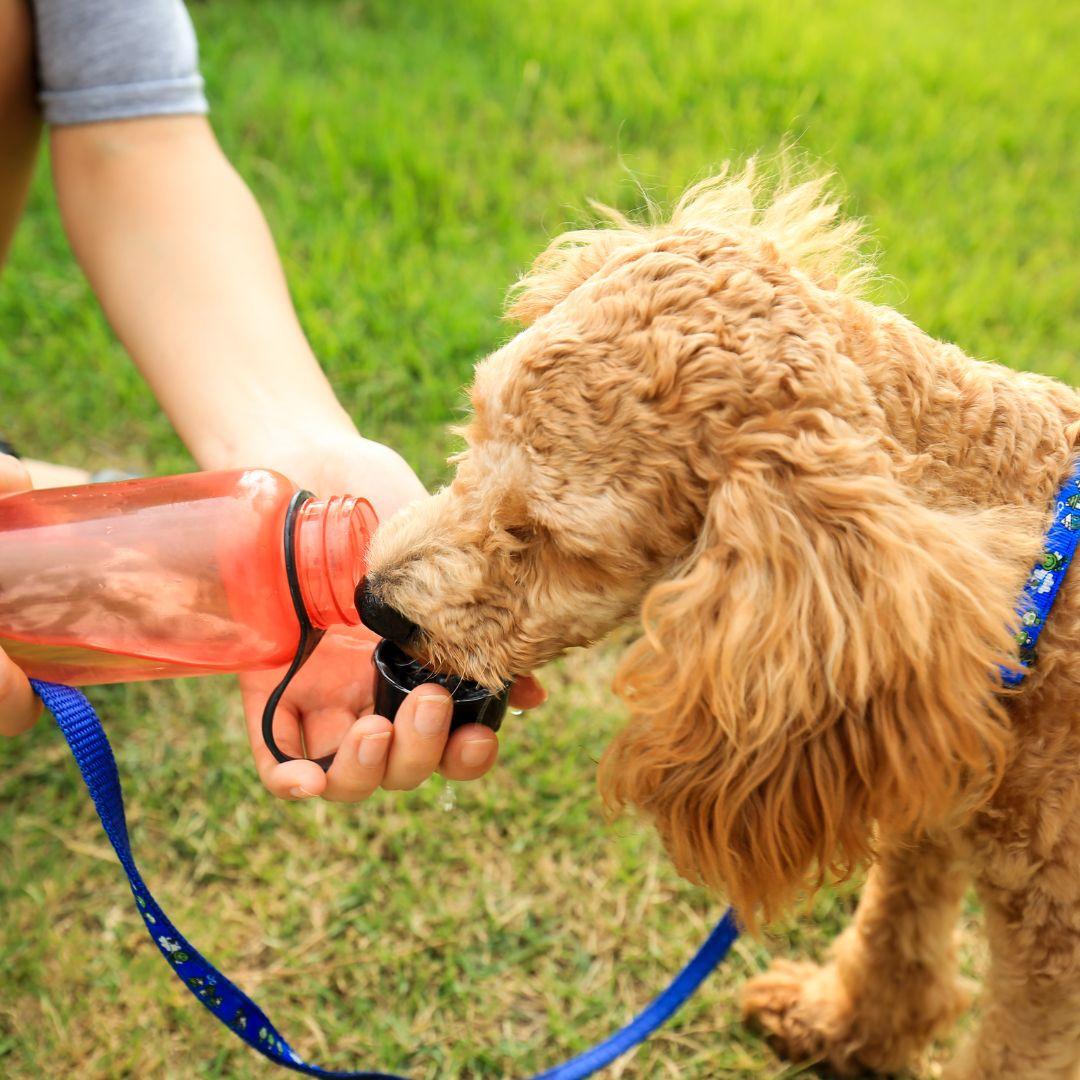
0 453 32 495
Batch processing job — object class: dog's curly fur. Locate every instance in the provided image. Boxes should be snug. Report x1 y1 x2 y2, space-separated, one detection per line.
367 164 1080 1077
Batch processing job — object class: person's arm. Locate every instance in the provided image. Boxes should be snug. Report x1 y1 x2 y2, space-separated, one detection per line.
32 0 362 478
33 0 544 793
50 116 360 476
48 113 545 798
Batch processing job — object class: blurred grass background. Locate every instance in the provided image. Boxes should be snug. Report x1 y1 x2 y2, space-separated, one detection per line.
0 0 1076 1076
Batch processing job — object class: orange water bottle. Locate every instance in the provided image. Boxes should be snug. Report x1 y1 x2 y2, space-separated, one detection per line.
0 469 377 762
0 468 376 685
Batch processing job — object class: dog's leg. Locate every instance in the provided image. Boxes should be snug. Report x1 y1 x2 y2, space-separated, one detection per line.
945 858 1080 1078
742 833 971 1076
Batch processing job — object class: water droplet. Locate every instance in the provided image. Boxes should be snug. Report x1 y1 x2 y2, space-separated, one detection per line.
440 782 457 813
509 708 524 716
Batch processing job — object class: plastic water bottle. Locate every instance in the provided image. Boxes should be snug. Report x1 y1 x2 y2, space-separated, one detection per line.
0 469 376 685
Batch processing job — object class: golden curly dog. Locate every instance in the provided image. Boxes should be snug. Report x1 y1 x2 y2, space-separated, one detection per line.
364 165 1080 1078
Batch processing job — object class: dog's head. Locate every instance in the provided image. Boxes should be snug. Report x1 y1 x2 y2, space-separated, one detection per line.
365 165 1033 923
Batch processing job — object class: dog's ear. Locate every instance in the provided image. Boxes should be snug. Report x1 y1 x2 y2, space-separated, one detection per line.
599 423 1037 926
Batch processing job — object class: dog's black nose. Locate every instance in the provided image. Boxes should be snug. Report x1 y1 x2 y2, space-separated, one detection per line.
355 577 421 646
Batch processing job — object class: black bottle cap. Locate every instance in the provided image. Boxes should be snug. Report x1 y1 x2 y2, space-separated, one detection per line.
371 639 511 732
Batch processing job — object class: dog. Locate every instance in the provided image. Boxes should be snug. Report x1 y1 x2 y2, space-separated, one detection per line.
360 164 1080 1078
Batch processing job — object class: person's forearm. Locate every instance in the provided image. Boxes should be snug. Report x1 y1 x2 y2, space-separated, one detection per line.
50 116 356 469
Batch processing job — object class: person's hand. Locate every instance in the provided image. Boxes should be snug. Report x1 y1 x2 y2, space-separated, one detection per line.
0 455 43 737
236 432 545 801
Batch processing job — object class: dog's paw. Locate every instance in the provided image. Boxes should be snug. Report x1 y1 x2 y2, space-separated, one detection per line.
742 957 969 1076
742 959 868 1076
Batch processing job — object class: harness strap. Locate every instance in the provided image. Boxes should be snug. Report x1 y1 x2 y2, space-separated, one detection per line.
32 679 739 1079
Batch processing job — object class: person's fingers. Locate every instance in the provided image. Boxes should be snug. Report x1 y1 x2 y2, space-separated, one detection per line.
509 673 546 709
380 683 452 791
21 459 91 489
241 687 327 800
0 651 40 736
294 701 360 764
439 723 499 781
321 713 394 802
261 757 328 801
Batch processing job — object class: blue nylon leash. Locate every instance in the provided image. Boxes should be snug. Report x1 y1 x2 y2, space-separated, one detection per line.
1000 462 1080 686
30 679 740 1079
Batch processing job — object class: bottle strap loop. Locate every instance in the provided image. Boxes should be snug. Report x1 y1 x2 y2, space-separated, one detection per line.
261 488 331 769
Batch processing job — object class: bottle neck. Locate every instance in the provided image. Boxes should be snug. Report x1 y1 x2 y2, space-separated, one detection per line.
291 494 378 630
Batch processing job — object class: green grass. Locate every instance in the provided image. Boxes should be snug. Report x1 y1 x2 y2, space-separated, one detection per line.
0 0 1075 1076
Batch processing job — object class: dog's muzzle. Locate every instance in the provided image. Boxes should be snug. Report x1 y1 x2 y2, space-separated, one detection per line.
355 577 421 646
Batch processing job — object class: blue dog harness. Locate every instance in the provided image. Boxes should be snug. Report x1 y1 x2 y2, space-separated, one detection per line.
25 462 1080 1076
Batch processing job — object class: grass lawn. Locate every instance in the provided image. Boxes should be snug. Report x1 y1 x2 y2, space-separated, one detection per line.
0 0 1076 1076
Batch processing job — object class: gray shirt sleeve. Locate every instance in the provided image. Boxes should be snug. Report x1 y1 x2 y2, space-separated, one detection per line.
32 0 209 125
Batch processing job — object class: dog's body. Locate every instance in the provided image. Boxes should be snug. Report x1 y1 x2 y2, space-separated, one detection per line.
366 167 1080 1077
